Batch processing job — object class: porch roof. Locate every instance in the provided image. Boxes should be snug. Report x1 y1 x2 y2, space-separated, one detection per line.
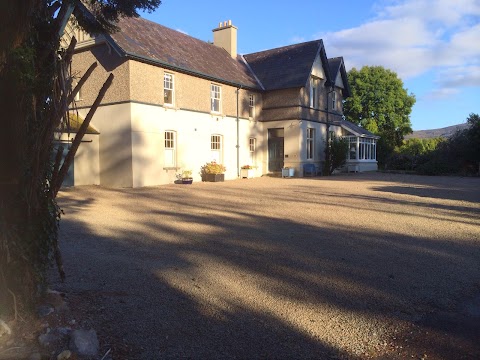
341 120 380 139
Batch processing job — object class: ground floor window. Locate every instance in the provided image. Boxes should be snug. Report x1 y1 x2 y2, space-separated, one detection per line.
164 131 176 167
249 137 256 165
345 136 376 161
307 128 315 160
211 134 223 163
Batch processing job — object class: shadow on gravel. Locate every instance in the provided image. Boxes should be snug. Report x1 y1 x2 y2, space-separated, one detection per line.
53 176 480 359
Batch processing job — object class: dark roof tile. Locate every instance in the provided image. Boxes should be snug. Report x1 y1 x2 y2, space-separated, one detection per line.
341 119 379 138
243 40 323 90
109 16 260 89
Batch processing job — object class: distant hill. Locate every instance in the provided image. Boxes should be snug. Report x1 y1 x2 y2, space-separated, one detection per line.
405 123 469 139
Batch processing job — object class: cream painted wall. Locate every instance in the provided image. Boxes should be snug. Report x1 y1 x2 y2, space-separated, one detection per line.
130 103 264 186
74 133 100 185
79 103 134 187
311 54 325 79
57 133 100 186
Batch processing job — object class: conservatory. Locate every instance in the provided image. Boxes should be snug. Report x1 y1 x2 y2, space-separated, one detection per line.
341 120 380 172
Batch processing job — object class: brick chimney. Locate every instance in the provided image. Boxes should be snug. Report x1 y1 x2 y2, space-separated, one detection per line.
212 20 237 58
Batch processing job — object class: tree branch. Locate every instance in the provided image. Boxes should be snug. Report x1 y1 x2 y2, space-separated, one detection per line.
53 73 114 197
68 61 97 106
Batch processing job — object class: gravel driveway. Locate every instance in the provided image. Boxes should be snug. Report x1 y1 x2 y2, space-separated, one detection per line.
53 173 480 359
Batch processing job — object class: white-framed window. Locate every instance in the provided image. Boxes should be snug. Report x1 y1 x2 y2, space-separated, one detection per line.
211 134 222 163
249 137 256 164
310 78 317 108
249 94 255 118
331 91 336 110
164 73 174 106
164 131 176 167
211 84 221 113
307 128 315 160
345 136 376 161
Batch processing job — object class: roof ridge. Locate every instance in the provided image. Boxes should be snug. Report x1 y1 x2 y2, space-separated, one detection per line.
244 39 322 57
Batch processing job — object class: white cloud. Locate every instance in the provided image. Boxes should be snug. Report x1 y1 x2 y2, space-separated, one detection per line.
317 0 480 95
424 87 460 100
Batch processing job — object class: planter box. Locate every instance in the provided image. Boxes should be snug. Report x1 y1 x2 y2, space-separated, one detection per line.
240 169 255 179
181 178 193 184
203 174 224 182
282 168 295 178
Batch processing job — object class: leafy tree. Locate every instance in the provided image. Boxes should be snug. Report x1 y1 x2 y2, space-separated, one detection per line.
343 66 416 165
0 0 161 316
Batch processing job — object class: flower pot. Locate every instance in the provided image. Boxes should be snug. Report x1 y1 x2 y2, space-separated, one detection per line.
181 178 193 184
203 174 224 182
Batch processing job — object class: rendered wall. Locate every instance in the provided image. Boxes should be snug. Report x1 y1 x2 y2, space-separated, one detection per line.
74 133 100 185
57 133 100 186
78 103 134 187
130 102 264 187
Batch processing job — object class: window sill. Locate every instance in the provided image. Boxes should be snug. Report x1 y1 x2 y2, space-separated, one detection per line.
163 167 180 171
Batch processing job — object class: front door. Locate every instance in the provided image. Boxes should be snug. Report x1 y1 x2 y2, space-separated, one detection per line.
268 128 284 172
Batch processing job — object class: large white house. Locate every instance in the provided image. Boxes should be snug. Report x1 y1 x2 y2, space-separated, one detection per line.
62 9 378 187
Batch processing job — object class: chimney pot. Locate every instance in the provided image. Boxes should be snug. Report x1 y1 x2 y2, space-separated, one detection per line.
212 20 237 58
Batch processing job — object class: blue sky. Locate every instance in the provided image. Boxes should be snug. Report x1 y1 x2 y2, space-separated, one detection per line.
141 0 480 130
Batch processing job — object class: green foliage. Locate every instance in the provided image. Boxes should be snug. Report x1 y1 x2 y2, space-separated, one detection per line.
0 0 163 314
344 66 416 165
388 113 480 175
386 137 444 171
325 135 349 175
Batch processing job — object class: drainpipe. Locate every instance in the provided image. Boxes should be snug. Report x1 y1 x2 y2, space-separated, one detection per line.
236 86 242 177
325 85 335 175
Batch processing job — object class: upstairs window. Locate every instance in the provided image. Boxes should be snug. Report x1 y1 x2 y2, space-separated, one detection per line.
309 78 317 108
164 73 174 106
249 94 255 118
211 84 221 113
331 91 336 110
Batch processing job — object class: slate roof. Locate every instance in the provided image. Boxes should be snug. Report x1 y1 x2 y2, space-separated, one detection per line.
243 40 329 91
107 16 260 89
328 56 351 97
341 119 379 138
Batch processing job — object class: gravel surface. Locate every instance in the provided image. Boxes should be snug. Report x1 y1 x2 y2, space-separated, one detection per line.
53 172 480 359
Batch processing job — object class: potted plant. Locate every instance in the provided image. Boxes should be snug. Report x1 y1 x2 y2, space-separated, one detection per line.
240 165 255 179
201 161 226 182
181 170 193 184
